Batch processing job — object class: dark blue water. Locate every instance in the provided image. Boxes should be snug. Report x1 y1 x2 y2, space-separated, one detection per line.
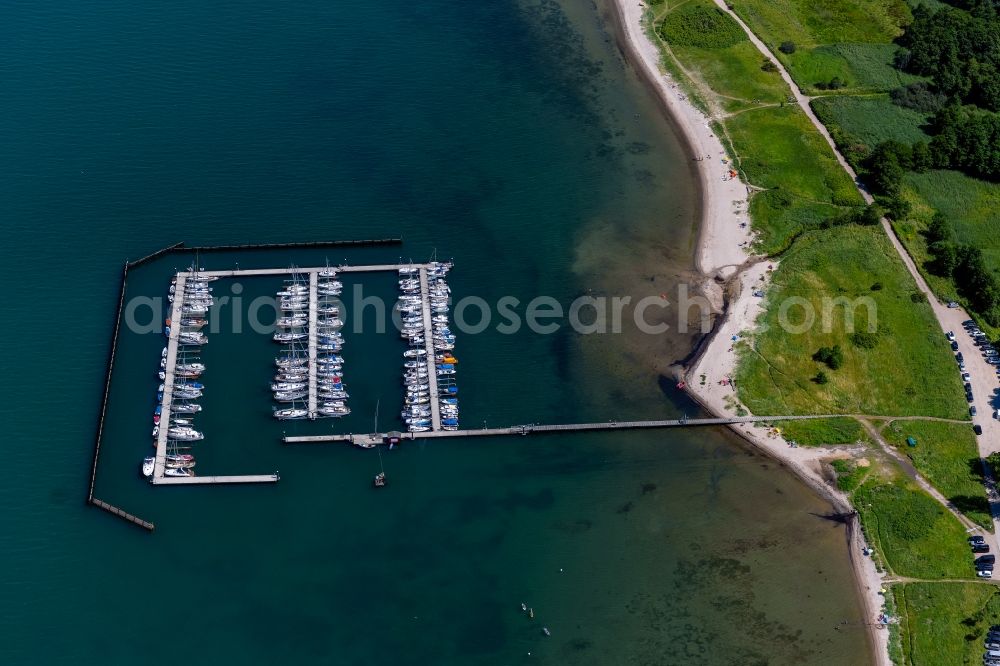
0 0 870 663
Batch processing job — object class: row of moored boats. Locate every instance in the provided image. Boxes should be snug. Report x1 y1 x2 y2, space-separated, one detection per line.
398 262 458 432
142 269 218 479
272 267 350 419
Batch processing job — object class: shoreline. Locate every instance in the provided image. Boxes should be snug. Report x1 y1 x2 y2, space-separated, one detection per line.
607 1 891 663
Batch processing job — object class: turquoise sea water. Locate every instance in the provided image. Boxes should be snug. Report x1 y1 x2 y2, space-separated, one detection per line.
1 0 870 663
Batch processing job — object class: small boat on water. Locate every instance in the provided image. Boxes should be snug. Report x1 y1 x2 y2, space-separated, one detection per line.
141 456 155 478
273 332 308 343
374 472 386 488
274 408 309 420
164 467 195 477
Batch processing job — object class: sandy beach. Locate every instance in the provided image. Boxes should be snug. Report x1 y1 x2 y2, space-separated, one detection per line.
609 1 892 663
611 0 752 280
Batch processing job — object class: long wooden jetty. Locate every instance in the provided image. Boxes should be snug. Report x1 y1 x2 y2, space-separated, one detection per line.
284 414 839 446
418 267 442 430
308 271 318 418
154 474 279 485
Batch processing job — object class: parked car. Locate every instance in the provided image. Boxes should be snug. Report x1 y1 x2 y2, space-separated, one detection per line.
957 352 965 362
977 555 996 564
952 341 960 351
947 331 956 341
948 301 959 308
979 569 993 578
971 535 987 545
963 372 971 382
973 543 990 553
975 425 984 436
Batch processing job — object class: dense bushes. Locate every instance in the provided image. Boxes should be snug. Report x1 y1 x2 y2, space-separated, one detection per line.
897 4 1000 112
925 215 1000 325
813 345 844 370
659 5 746 48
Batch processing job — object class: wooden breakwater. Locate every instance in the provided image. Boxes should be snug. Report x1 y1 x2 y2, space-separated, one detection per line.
128 241 185 269
90 498 155 531
181 237 402 252
87 261 155 531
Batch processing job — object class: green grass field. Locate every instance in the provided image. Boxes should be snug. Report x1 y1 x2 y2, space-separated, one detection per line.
906 171 1000 272
789 43 922 94
896 583 1000 665
770 416 869 446
882 420 990 528
811 94 930 163
854 479 973 579
730 0 909 46
830 457 872 491
735 226 968 419
655 0 863 251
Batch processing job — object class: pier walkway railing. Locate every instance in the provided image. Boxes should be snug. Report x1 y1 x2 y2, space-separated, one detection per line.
284 414 840 446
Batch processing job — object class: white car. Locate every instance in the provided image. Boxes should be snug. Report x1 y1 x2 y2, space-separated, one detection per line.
979 569 993 578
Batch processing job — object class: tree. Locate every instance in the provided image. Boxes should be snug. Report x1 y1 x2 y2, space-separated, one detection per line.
761 59 778 73
814 371 829 385
813 345 844 370
911 141 932 172
929 241 958 276
866 143 904 196
926 212 952 244
779 41 796 54
882 194 911 221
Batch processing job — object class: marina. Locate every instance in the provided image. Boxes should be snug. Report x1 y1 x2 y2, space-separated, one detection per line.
145 261 456 484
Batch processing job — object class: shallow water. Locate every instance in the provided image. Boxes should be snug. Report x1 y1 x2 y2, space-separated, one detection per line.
0 0 869 663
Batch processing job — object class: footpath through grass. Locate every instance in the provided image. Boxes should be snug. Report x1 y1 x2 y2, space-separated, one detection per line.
882 420 991 529
655 0 862 253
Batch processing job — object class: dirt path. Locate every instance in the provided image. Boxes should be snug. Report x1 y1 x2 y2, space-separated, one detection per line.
710 0 1000 534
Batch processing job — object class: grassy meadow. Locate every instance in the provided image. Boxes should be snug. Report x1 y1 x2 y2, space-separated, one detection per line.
896 583 1000 666
854 478 973 579
734 226 967 419
655 0 862 253
729 0 913 93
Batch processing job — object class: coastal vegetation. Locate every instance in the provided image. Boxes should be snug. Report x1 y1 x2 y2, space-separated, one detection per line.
654 0 862 253
896 583 1000 665
660 1 1000 661
853 477 972 579
730 0 1000 328
733 226 967 419
771 416 868 446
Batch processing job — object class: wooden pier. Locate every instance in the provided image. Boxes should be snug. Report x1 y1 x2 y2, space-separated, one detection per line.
308 271 318 419
154 474 279 485
418 267 442 430
152 274 185 481
283 414 840 446
176 263 436 279
152 274 281 486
